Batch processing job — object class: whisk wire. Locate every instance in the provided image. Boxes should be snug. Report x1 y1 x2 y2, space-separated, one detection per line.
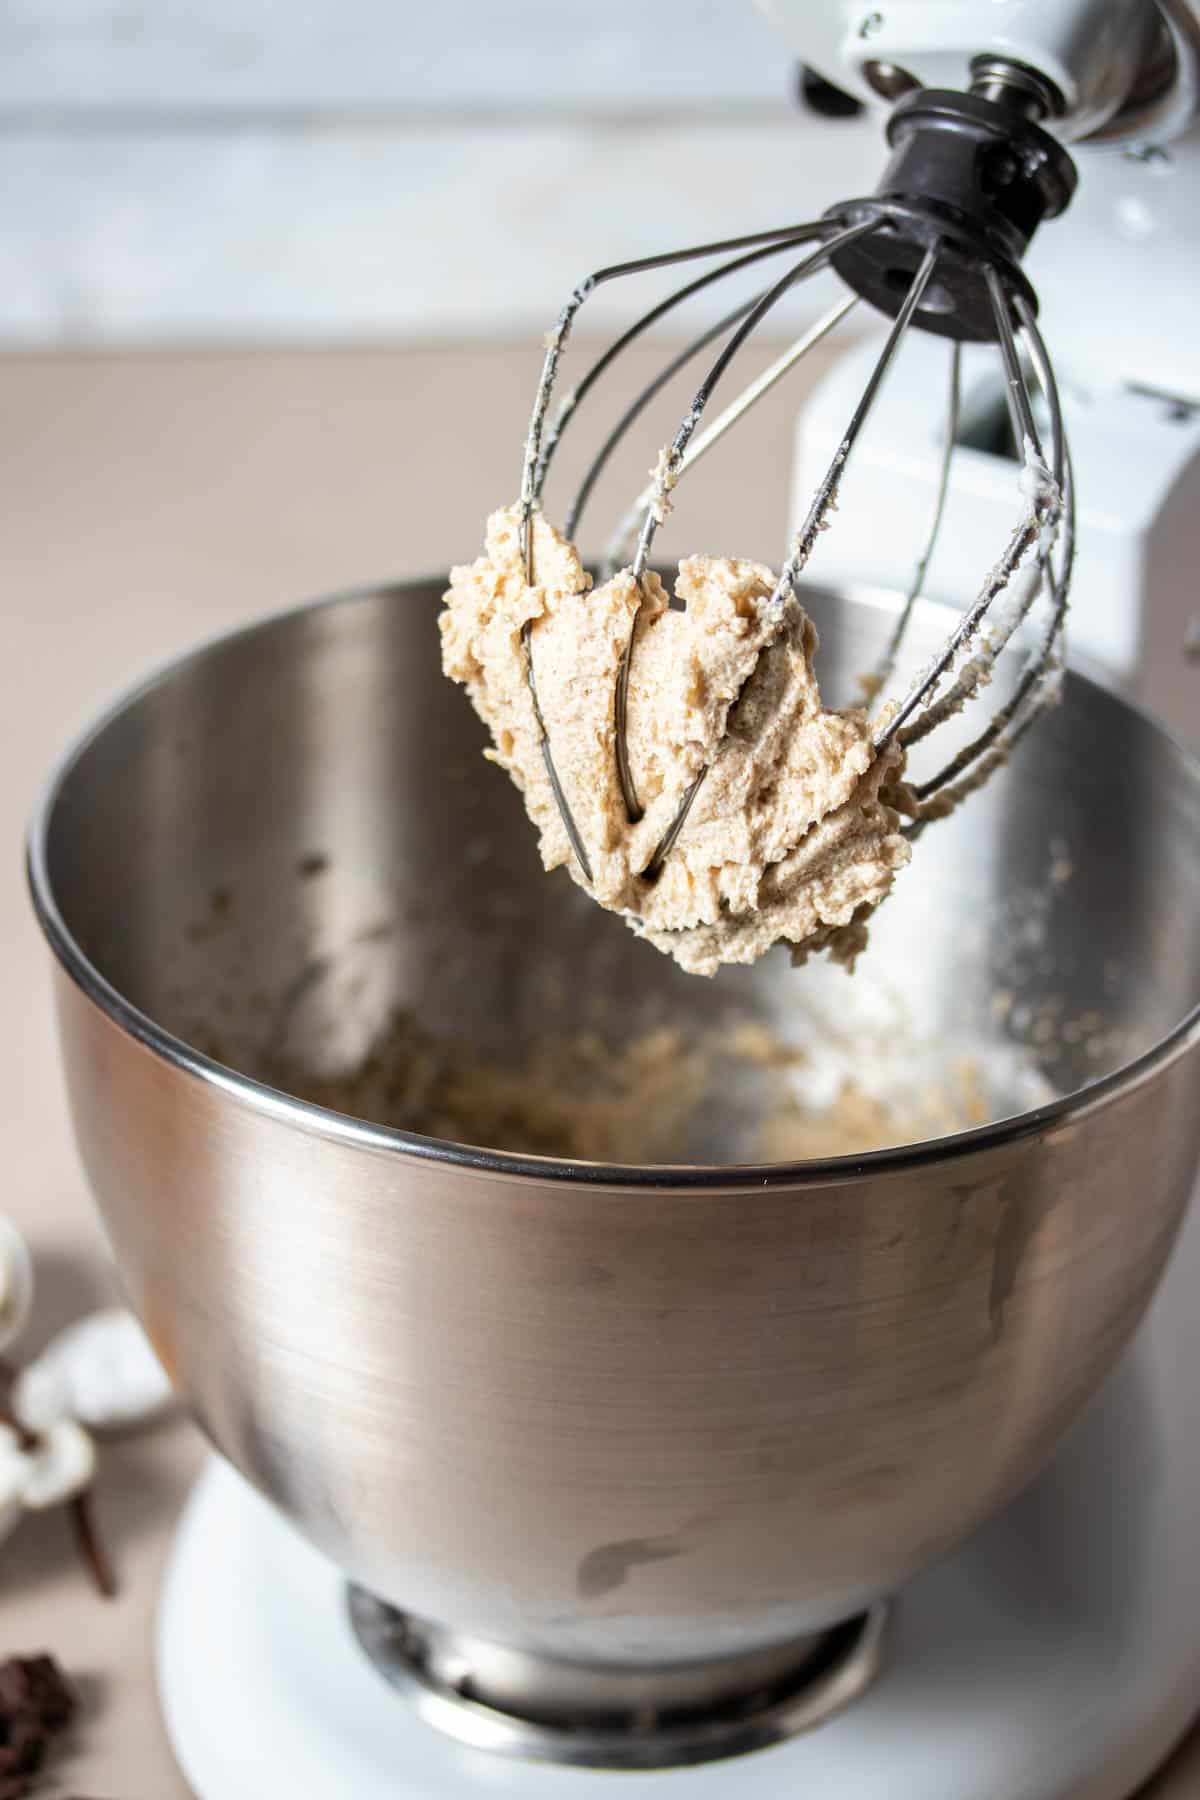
901 282 1071 815
775 240 942 607
615 219 882 824
565 295 760 542
870 341 962 696
1014 294 1066 490
535 227 836 515
521 620 594 882
876 505 1039 752
629 220 881 586
873 281 1062 765
601 293 858 576
639 242 940 874
519 222 829 584
988 266 1045 464
909 443 1073 809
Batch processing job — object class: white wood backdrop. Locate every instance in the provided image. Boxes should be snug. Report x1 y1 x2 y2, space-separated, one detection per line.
0 0 882 343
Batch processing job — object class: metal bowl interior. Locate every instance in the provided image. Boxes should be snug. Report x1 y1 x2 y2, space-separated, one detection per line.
31 577 1200 1173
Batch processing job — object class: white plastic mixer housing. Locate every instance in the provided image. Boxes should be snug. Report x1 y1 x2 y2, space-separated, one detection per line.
758 0 1200 743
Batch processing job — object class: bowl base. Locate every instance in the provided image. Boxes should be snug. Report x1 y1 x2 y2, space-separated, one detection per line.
155 1190 1200 1800
346 1591 886 1769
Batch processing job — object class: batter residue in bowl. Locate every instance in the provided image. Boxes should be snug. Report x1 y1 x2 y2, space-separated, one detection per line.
269 1011 990 1164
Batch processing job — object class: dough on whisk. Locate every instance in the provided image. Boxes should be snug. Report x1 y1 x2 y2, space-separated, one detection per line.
440 505 910 976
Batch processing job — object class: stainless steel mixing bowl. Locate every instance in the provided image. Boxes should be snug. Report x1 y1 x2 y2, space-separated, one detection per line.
27 579 1200 1755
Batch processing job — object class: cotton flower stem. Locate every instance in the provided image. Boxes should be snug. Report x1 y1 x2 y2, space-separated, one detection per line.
70 1489 116 1600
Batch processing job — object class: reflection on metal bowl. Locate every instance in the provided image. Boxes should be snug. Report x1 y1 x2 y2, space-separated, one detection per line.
27 578 1200 1754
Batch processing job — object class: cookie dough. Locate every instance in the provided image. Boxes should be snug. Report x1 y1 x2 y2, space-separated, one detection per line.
441 506 910 976
275 1016 710 1164
273 1010 988 1164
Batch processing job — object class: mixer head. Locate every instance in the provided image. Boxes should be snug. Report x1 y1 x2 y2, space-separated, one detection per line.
516 54 1077 886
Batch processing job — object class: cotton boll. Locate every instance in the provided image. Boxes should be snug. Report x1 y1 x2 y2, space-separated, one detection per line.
15 1309 175 1435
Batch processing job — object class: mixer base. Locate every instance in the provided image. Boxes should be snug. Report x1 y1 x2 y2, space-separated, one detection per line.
160 1190 1200 1800
345 1588 886 1769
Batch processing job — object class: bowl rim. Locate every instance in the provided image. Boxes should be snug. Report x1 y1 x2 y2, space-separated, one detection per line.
26 575 1200 1192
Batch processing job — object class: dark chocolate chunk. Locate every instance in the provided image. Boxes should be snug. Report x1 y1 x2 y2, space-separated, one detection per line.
0 1655 76 1730
0 1715 45 1776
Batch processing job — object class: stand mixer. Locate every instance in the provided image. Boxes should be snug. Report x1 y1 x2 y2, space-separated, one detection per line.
24 3 1200 1799
771 0 1200 748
